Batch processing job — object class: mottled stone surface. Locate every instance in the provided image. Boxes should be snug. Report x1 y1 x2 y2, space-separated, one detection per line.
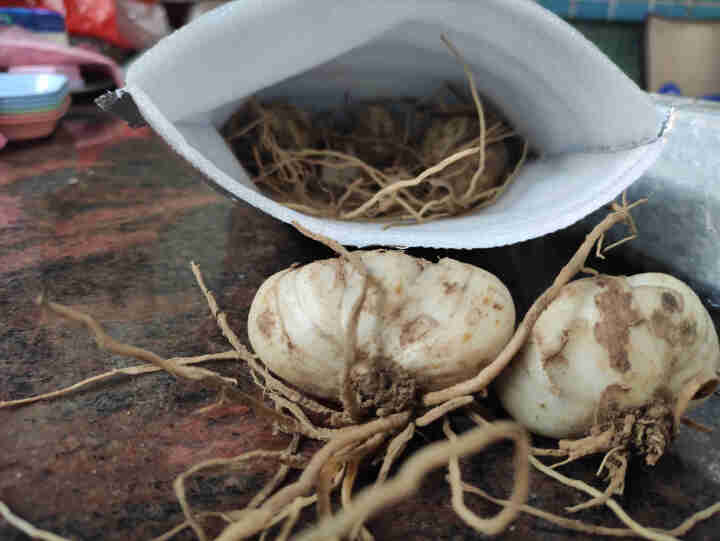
1 106 718 541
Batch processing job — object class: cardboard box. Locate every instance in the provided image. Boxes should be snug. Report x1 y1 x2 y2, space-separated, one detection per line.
647 16 720 98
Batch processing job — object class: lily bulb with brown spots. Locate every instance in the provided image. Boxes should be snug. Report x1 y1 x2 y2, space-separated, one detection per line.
496 273 720 441
247 250 515 412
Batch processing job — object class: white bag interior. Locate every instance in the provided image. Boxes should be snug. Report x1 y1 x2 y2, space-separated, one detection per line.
125 0 666 248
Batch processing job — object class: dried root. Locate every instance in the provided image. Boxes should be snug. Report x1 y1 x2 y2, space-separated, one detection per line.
172 450 307 541
340 459 376 541
375 422 415 486
531 455 677 541
527 398 710 524
293 421 529 541
443 417 530 535
249 433 301 509
415 395 474 427
213 412 412 541
0 501 71 541
37 295 237 383
459 481 720 539
0 349 239 409
151 512 234 541
464 413 720 541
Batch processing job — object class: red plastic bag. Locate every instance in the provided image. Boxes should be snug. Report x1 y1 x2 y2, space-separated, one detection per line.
66 0 135 48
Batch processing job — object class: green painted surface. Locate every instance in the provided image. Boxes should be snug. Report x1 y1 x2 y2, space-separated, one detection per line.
570 21 646 87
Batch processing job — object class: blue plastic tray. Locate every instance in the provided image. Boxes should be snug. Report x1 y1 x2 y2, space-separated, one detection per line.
0 74 69 114
0 73 68 98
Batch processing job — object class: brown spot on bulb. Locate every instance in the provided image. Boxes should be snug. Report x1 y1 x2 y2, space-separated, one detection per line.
400 315 438 347
661 291 682 313
443 281 458 294
257 309 275 339
593 277 643 373
650 310 697 347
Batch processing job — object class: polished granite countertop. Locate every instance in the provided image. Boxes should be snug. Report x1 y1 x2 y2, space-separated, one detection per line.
1 105 718 541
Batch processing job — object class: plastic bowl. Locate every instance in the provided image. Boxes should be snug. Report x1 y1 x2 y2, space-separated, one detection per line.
0 95 71 141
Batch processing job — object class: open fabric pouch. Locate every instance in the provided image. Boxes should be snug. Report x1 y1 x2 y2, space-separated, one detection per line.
117 0 667 248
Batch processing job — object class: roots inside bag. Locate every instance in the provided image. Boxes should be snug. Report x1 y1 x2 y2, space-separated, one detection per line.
222 84 529 225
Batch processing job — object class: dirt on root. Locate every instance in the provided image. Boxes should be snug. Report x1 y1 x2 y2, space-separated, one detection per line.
350 362 417 417
593 387 676 466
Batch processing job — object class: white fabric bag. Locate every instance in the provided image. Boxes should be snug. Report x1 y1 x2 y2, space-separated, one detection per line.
124 0 666 248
